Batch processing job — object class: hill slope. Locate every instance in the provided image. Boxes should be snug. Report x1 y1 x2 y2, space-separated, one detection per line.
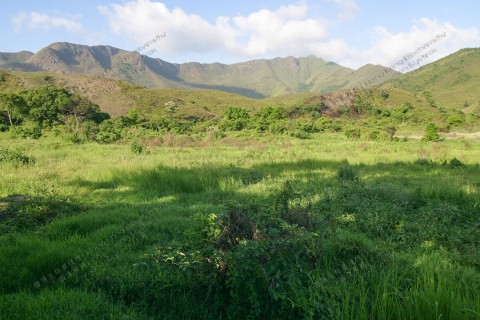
388 48 480 110
0 70 312 117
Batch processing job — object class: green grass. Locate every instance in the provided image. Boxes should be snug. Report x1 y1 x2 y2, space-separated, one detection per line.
0 133 479 319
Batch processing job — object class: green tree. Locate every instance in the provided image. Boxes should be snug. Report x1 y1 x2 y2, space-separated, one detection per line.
59 95 102 135
21 86 72 127
0 92 28 129
344 127 361 140
380 90 390 100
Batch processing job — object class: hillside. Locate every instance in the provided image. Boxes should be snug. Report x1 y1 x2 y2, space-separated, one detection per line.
0 70 312 117
0 42 396 98
388 48 480 110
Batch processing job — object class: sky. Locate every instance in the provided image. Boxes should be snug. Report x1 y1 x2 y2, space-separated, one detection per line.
1 0 479 70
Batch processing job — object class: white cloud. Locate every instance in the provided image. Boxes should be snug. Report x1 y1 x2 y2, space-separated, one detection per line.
228 3 328 56
98 1 222 54
98 0 329 58
13 12 82 33
341 18 480 70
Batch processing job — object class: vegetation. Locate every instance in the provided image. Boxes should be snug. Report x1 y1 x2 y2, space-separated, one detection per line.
0 131 479 319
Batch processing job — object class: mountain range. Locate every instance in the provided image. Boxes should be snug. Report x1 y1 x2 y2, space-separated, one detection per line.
1 42 479 120
0 42 397 98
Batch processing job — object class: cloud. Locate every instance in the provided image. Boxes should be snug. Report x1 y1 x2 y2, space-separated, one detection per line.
13 11 82 33
341 18 480 70
98 0 329 58
228 3 328 56
98 1 222 54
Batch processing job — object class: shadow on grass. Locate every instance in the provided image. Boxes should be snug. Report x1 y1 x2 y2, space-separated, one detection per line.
1 158 479 318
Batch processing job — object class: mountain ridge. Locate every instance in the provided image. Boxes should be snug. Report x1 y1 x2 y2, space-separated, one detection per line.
0 42 398 98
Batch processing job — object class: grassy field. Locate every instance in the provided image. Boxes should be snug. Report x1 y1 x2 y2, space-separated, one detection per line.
1 133 479 319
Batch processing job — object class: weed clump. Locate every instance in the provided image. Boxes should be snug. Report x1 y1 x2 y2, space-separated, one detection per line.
446 157 463 168
0 147 35 166
336 165 359 181
130 141 144 154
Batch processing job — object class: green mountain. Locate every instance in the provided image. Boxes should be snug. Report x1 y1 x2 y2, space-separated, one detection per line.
0 42 396 98
388 48 480 110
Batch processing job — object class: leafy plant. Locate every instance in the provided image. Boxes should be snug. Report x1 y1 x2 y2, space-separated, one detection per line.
422 123 441 142
0 193 81 233
130 141 144 154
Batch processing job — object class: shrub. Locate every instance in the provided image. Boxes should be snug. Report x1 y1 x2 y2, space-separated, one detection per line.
220 107 250 131
96 119 123 143
380 90 390 100
289 130 311 139
252 107 287 132
445 157 463 168
149 200 323 319
413 158 434 166
130 141 144 154
447 114 464 127
422 123 441 142
344 128 361 140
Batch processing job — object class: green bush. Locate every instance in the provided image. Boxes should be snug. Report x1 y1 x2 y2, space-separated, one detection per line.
447 114 464 127
0 194 81 234
252 107 287 132
130 141 144 154
422 123 441 142
344 128 361 140
220 107 250 131
95 119 123 143
149 199 323 319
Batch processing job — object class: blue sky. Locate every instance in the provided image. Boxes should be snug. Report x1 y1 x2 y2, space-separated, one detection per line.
1 0 479 70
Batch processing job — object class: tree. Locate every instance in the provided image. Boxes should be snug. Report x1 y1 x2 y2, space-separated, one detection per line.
21 86 73 127
59 95 102 135
165 101 179 118
20 86 108 139
0 92 28 129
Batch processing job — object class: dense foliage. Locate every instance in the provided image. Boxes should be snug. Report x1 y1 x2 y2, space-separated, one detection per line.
1 85 479 145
